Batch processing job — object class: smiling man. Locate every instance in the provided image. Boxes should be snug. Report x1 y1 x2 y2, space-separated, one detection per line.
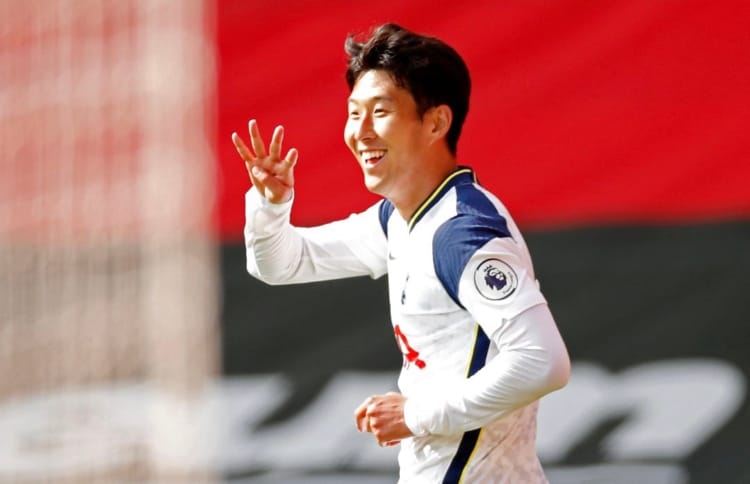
233 23 570 484
345 68 455 218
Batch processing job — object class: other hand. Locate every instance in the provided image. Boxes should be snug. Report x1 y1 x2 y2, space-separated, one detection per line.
354 392 414 447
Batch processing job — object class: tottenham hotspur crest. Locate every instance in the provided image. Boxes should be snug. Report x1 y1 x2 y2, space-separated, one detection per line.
474 258 518 300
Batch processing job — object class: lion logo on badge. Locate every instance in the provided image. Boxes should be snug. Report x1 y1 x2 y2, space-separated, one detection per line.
484 268 507 291
474 258 517 300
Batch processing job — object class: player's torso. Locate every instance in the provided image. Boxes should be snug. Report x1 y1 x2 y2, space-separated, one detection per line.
381 173 548 483
385 189 487 397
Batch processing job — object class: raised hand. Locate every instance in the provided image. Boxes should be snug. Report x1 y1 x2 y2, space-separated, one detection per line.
232 119 298 204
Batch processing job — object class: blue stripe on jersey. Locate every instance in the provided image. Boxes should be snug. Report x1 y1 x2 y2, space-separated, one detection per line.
466 324 491 377
378 199 394 237
442 429 482 484
442 325 491 484
433 183 512 308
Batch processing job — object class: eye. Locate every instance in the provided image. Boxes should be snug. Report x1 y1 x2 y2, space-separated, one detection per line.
348 110 360 119
373 107 388 116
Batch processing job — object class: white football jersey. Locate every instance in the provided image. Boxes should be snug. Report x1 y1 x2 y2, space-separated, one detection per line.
245 167 567 484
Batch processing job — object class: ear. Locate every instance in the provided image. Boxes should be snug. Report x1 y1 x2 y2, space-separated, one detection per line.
426 105 453 143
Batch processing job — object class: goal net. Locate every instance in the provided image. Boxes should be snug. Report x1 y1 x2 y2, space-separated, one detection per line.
0 1 219 481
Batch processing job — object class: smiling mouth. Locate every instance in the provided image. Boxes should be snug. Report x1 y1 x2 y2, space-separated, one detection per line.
360 150 386 166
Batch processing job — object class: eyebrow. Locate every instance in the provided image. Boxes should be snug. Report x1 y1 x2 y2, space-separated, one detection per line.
347 95 395 105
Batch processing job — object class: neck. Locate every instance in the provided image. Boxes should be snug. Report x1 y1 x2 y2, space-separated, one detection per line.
392 156 458 222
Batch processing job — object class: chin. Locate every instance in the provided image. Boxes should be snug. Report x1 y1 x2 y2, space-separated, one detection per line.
363 174 384 195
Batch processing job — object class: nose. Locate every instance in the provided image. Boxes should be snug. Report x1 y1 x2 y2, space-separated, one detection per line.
353 113 376 141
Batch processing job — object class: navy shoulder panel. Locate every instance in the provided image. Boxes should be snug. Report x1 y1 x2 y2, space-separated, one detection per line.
378 199 395 237
433 185 511 307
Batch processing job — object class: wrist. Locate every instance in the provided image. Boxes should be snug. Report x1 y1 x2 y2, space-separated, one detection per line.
257 188 294 210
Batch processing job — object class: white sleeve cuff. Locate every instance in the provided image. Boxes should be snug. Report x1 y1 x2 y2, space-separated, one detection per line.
403 396 430 437
245 187 294 237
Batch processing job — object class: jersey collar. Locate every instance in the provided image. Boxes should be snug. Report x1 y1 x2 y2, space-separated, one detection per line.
407 167 476 232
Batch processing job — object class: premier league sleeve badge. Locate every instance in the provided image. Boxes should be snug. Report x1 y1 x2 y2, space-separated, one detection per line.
474 258 518 301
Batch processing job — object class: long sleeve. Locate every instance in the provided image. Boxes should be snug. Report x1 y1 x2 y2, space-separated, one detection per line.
403 234 570 436
245 187 389 284
404 303 570 436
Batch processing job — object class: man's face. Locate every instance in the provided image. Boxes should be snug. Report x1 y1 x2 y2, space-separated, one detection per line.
344 70 432 202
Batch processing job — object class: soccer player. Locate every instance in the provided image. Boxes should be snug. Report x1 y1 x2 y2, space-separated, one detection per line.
233 23 570 484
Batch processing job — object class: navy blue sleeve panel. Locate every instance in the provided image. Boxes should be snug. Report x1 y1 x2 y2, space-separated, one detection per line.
378 199 395 237
433 187 511 308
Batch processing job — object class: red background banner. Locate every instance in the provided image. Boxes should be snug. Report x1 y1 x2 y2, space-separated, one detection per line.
216 0 750 236
215 4 750 482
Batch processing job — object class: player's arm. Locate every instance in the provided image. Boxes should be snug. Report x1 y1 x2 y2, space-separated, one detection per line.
354 301 567 445
405 303 570 436
234 120 388 284
404 236 571 436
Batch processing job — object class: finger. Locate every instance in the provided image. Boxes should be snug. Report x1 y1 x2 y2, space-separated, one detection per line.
354 403 368 432
358 415 372 433
268 125 284 160
232 132 255 162
365 399 377 414
236 132 264 189
249 119 267 159
276 148 298 182
355 415 367 433
355 397 375 432
285 148 299 168
365 402 380 421
354 400 368 416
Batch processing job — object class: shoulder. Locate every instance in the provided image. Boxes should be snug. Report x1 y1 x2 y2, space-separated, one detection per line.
434 183 511 254
432 184 513 305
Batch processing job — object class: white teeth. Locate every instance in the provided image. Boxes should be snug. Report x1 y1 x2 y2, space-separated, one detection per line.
361 150 386 163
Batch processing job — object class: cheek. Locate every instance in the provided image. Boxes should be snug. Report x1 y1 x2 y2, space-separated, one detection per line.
372 118 390 137
343 123 356 150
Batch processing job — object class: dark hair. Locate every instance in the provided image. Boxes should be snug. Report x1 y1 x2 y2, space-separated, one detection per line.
345 23 471 155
